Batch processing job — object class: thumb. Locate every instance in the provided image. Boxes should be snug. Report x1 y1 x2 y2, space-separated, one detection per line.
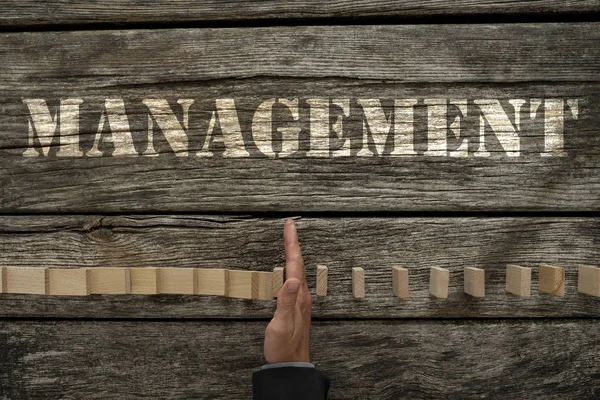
273 278 300 327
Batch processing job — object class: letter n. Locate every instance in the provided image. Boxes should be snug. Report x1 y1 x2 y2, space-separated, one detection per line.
474 99 525 157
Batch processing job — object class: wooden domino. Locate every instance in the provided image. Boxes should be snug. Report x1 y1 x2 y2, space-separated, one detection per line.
352 267 365 298
196 268 228 296
130 267 161 294
0 267 6 293
392 266 409 298
6 267 49 295
539 264 565 296
227 270 258 299
49 268 91 296
257 271 273 300
578 265 600 297
159 268 197 294
506 264 531 297
429 267 449 298
464 267 485 298
316 265 328 296
272 267 284 297
90 267 131 294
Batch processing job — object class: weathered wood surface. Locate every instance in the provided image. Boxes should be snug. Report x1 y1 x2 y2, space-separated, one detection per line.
0 215 598 318
1 24 598 88
0 86 598 213
0 1 598 28
0 25 597 212
1 319 599 399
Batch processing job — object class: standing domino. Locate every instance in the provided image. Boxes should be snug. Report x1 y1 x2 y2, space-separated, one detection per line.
392 267 409 298
506 264 531 297
6 267 49 295
539 264 565 296
464 267 485 298
578 265 600 297
272 267 284 298
352 267 365 299
429 267 449 298
317 265 328 297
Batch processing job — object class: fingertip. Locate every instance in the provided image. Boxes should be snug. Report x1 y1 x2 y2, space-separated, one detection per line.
285 219 295 227
284 219 298 245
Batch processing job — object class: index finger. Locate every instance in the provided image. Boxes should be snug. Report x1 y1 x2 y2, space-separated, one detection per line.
284 219 305 283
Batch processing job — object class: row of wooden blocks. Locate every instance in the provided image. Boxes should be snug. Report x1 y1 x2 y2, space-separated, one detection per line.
1 264 599 299
0 267 280 299
343 264 600 299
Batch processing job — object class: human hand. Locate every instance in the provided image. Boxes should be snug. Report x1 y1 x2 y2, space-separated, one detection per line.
263 219 312 363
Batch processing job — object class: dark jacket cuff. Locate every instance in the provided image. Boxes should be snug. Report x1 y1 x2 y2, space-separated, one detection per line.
252 366 330 400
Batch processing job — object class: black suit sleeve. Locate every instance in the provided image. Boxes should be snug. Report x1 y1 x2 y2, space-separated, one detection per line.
252 367 330 400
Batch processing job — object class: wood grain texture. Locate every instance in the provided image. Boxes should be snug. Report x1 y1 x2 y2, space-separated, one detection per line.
429 266 449 298
1 1 598 27
316 265 328 297
227 270 258 300
0 267 6 293
0 215 598 318
196 268 227 297
578 265 600 297
506 264 532 297
392 266 409 298
0 26 597 214
1 319 599 399
89 267 131 295
539 263 565 296
352 267 365 298
257 271 273 300
464 267 485 298
48 268 90 296
0 24 595 90
272 267 284 298
0 83 598 213
159 268 196 295
5 267 48 295
130 267 160 294
0 24 595 89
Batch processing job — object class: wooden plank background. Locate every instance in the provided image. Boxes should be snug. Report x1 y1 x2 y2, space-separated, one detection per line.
0 24 598 212
0 0 598 27
0 2 599 399
0 215 598 318
1 319 599 399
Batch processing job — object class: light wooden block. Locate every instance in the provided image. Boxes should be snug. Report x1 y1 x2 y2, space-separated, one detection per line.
90 267 131 294
6 267 49 295
227 270 258 299
578 265 600 297
49 268 91 296
196 268 228 296
429 267 449 298
539 264 565 297
352 267 365 299
0 267 6 293
130 267 160 294
257 271 273 300
316 265 328 297
159 268 197 294
272 267 284 298
392 266 409 298
506 264 531 297
464 267 485 298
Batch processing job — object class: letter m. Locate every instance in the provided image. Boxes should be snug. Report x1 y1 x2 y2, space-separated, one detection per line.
22 99 83 157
